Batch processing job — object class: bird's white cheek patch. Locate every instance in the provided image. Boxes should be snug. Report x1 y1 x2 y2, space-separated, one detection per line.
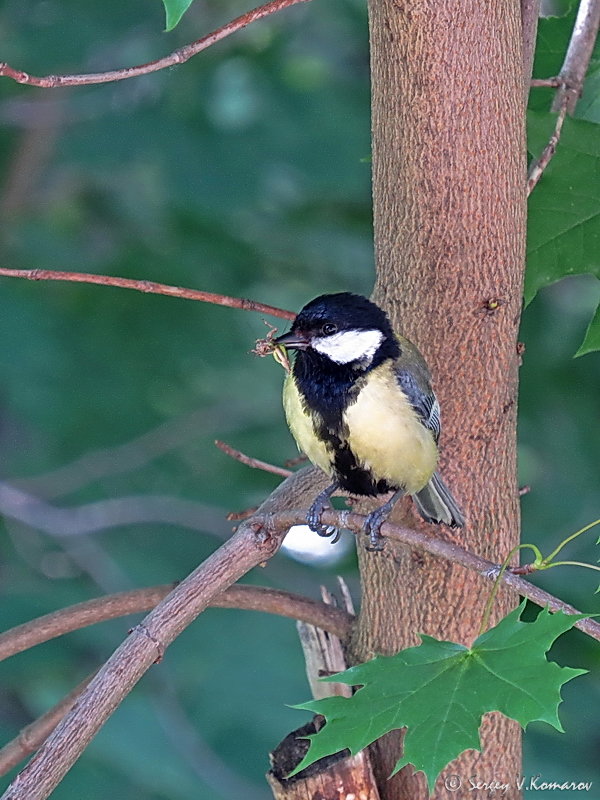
312 329 384 364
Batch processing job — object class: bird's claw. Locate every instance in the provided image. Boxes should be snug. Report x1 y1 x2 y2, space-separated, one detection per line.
307 492 339 543
364 508 387 552
318 525 342 543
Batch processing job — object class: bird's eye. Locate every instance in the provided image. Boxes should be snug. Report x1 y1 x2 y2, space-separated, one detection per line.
321 323 338 336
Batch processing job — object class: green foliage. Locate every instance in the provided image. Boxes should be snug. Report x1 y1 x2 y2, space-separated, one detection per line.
514 520 600 584
576 299 600 356
526 4 600 352
292 604 588 791
162 0 194 31
577 63 600 124
527 114 600 308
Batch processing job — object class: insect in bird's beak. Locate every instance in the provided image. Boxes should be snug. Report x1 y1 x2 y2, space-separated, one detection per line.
273 331 311 351
272 344 291 373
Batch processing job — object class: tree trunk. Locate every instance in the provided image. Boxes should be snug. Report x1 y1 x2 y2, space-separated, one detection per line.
350 1 527 798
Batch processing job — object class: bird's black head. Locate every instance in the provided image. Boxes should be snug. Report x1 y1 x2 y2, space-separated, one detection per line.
275 292 399 367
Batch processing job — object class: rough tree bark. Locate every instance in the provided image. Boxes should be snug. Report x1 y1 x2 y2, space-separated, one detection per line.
349 1 527 799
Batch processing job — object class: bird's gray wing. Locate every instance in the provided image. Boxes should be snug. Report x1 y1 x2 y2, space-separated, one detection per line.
395 368 441 443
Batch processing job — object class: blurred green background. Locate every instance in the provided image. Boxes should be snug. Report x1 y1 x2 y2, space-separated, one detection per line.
0 1 598 797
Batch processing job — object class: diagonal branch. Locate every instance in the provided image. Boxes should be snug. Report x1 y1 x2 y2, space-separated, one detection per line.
312 509 600 642
0 482 230 539
0 581 352 779
0 267 294 319
215 440 292 477
0 584 353 662
552 0 600 113
0 518 285 800
528 0 600 193
527 91 569 196
0 673 97 778
0 0 311 88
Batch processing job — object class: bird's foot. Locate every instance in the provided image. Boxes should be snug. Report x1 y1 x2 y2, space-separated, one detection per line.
363 489 405 552
364 507 387 552
307 483 339 543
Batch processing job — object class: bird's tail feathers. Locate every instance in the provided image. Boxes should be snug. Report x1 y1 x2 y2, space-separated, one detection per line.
413 472 465 528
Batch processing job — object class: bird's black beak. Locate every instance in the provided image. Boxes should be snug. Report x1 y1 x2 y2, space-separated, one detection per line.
274 330 310 351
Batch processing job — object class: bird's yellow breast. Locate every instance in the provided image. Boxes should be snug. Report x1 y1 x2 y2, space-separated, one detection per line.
343 365 438 493
282 362 438 494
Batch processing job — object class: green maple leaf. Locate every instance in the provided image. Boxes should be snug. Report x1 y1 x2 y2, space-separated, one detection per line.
291 603 588 792
526 110 600 355
577 302 600 357
526 113 600 307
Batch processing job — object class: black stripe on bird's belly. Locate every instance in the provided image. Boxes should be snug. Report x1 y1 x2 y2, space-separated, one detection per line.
333 442 395 497
292 350 397 498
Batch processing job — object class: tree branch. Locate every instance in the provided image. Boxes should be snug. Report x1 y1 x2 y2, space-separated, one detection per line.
0 268 294 320
215 440 292 478
0 483 230 539
528 0 600 192
2 486 598 799
0 0 311 89
16 401 263 500
0 581 352 779
0 518 285 800
0 674 97 778
306 510 600 642
2 477 597 648
552 0 600 113
530 77 561 88
527 92 569 195
0 584 353 662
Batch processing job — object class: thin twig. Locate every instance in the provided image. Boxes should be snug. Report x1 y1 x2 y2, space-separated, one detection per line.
284 454 309 467
215 440 292 478
0 267 294 320
0 483 229 539
226 505 259 521
526 94 569 195
0 673 96 777
530 77 562 88
552 0 600 113
0 0 311 88
528 0 600 193
0 584 353 663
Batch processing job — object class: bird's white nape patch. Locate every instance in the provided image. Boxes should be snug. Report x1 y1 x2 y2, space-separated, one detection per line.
312 329 384 364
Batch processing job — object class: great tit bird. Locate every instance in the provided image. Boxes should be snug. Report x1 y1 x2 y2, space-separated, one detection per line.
274 292 464 550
